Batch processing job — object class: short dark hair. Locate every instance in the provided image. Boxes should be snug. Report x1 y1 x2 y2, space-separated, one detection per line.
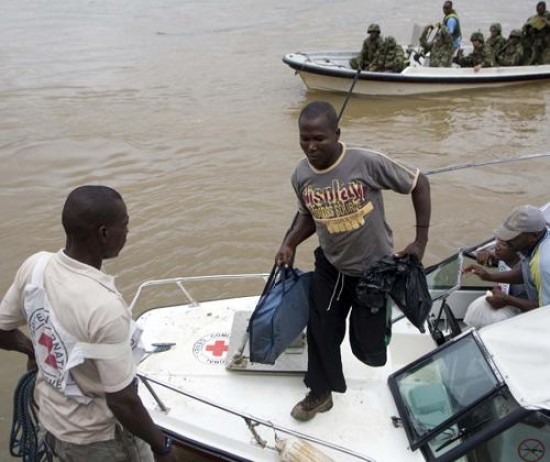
62 185 124 237
537 1 546 8
298 101 339 131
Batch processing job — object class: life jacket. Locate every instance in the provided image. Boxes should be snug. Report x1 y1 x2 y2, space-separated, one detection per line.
23 253 144 404
443 12 462 43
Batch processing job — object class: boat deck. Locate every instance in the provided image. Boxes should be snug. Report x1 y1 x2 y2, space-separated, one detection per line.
137 296 432 461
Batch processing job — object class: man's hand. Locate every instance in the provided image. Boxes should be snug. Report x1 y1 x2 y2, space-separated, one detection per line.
394 239 427 261
486 289 509 309
475 250 494 266
27 355 37 371
462 264 491 281
275 243 295 267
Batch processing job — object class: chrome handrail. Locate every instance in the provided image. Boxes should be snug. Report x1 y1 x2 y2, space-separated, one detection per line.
129 273 270 311
137 373 376 462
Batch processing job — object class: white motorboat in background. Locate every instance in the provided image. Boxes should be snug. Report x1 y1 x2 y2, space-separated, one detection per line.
282 51 550 96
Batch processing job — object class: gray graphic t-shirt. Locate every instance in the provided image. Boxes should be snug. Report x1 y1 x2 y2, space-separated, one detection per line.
292 144 419 276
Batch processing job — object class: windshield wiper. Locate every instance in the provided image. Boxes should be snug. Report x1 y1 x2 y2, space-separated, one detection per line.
435 416 492 452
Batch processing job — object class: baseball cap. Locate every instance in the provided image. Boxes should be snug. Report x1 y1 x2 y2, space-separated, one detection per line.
493 205 547 241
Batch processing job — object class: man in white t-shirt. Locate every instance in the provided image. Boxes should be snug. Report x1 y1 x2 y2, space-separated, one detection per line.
0 186 175 462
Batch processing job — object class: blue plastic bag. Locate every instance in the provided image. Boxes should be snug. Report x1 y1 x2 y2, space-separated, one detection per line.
248 267 312 365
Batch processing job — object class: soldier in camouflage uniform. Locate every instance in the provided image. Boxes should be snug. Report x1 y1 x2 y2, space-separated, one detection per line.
523 1 550 64
419 23 453 67
486 23 507 56
496 29 525 67
454 32 494 69
350 23 384 70
368 36 406 73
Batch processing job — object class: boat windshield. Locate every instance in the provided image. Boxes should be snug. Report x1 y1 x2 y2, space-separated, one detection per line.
425 251 463 301
390 330 550 461
390 332 506 456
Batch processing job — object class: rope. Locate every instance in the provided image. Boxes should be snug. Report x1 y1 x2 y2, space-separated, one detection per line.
10 370 53 462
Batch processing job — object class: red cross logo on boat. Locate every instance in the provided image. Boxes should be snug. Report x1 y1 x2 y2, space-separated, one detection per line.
192 333 230 365
205 340 228 357
38 332 58 369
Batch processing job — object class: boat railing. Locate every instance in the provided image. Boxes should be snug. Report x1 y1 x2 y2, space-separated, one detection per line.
137 372 377 462
129 273 270 311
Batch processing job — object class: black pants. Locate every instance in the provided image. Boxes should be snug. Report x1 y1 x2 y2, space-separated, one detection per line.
304 247 391 395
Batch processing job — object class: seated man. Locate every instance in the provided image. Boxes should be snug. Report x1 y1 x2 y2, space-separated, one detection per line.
463 205 549 329
486 23 507 56
350 23 384 70
496 29 525 66
368 36 406 73
419 23 453 67
463 239 531 330
453 32 494 70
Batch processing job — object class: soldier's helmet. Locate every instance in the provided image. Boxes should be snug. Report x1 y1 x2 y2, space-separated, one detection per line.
470 31 485 42
490 23 502 33
367 23 381 33
509 29 522 39
385 36 397 47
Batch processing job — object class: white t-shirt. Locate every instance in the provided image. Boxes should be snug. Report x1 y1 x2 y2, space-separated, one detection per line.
0 250 135 444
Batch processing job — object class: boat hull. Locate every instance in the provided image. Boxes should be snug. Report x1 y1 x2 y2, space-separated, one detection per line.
283 51 550 96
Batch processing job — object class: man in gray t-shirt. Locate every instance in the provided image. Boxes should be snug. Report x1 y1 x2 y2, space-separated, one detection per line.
276 101 431 422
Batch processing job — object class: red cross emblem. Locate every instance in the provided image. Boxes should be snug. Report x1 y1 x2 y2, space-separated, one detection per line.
205 340 228 357
39 333 58 369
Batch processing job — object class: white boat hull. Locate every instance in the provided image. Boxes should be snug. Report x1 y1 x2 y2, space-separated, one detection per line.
283 51 550 96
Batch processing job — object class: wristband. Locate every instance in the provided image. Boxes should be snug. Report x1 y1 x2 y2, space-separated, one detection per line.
153 436 174 456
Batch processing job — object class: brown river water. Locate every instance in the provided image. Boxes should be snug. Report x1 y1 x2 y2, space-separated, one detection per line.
1 0 549 460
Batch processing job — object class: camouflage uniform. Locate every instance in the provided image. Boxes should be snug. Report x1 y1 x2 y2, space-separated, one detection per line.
454 32 494 67
350 24 384 70
496 30 525 66
486 23 507 56
368 36 406 73
419 24 453 67
524 12 550 64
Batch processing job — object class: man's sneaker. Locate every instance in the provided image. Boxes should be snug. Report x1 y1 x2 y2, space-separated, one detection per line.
290 391 333 421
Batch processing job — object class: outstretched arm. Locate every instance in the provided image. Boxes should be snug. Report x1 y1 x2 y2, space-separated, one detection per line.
395 172 431 261
275 213 315 267
462 265 524 284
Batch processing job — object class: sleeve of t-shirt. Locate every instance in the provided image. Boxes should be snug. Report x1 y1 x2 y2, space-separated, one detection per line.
0 253 45 330
0 283 25 330
291 165 311 216
88 304 136 393
447 17 457 34
363 151 419 194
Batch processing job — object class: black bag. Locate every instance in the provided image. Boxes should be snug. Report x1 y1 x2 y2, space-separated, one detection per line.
356 255 432 332
248 266 312 365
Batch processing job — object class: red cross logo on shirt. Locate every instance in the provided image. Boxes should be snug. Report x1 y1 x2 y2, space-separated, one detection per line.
205 340 228 357
38 333 58 369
